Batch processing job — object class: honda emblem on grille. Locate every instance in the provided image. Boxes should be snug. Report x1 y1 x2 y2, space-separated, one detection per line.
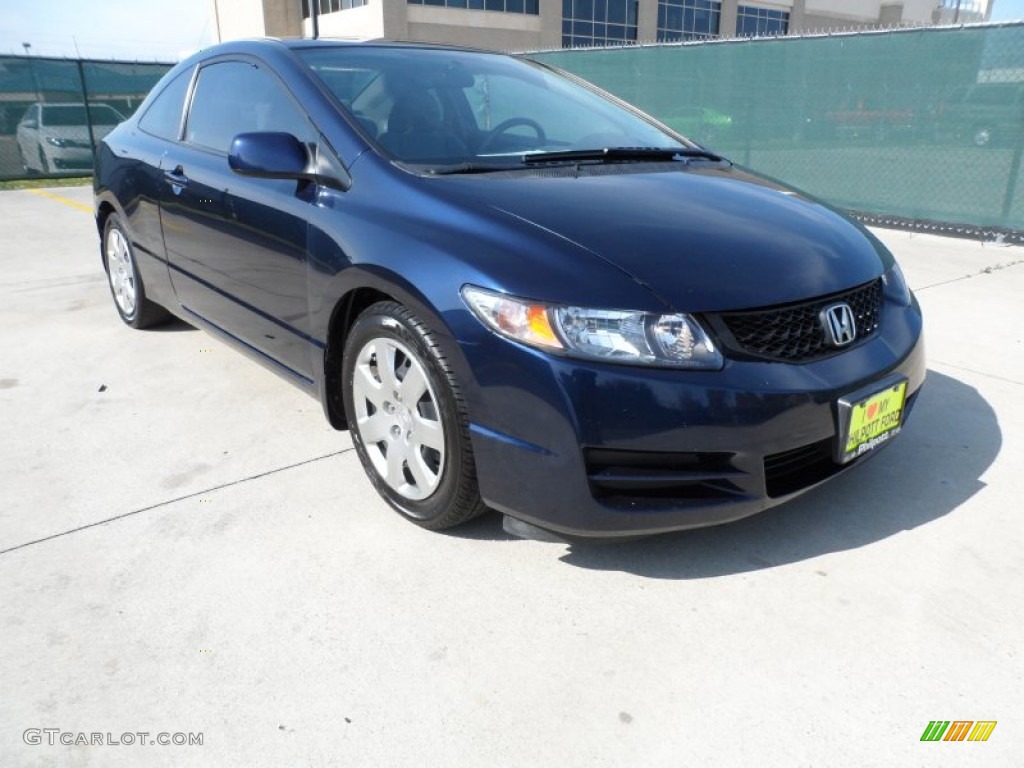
821 303 857 347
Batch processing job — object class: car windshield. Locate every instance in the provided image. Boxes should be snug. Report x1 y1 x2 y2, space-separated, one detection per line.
296 46 686 170
42 105 124 127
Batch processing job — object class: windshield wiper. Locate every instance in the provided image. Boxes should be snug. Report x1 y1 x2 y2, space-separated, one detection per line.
427 161 526 175
423 146 727 175
521 146 726 165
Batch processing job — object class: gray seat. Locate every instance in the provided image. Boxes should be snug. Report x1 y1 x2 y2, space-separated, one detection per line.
378 91 467 160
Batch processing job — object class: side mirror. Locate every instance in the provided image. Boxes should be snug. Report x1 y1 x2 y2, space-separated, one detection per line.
229 131 351 190
229 132 314 180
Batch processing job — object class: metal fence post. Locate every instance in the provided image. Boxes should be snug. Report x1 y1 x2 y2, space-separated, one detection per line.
76 59 98 173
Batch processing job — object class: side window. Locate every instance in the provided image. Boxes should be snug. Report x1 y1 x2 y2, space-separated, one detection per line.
185 61 311 154
138 67 193 141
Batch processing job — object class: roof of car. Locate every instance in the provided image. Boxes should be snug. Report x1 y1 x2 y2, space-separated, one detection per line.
204 37 497 57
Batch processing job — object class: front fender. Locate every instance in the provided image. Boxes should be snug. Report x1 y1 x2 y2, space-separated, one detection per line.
310 262 480 431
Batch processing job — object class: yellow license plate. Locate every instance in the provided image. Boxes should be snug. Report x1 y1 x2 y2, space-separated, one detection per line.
841 380 907 462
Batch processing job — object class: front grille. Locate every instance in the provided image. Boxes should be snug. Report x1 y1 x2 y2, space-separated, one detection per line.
710 279 883 363
584 447 749 508
53 158 93 170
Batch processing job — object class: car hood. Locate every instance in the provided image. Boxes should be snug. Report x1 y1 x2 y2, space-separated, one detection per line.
434 163 888 312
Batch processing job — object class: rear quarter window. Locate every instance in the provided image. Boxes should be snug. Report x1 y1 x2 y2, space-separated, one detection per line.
138 67 194 141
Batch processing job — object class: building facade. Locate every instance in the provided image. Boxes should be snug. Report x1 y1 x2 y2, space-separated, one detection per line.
211 0 995 51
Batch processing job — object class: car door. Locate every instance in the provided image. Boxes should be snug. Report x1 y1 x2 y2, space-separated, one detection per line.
159 58 317 380
126 66 197 273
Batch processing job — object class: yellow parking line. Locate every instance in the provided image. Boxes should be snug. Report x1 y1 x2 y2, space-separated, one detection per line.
29 188 93 214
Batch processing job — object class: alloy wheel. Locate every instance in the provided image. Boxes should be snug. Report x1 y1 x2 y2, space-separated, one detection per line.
351 337 446 501
106 227 137 318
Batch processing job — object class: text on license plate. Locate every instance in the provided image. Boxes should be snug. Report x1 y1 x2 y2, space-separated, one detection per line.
842 381 908 462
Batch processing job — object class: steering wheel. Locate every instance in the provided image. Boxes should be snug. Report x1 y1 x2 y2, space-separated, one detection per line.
478 117 547 153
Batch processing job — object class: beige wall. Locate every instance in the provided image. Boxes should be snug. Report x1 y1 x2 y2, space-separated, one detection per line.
300 2 547 49
212 0 269 40
805 0 885 20
305 3 388 40
900 0 941 22
797 13 874 31
263 0 304 36
537 0 563 48
802 0 953 26
795 0 949 32
406 5 543 49
405 22 543 50
637 0 657 42
213 0 303 41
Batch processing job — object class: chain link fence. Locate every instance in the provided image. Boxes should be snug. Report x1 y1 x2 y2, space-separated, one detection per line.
530 23 1024 238
0 56 172 180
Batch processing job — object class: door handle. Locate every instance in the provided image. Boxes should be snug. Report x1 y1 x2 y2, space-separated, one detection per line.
164 165 188 188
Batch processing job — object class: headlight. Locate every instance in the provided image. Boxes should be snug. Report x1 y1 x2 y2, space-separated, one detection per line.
45 137 68 147
462 286 723 370
881 264 912 306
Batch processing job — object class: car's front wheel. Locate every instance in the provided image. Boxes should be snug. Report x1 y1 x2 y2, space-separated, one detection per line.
102 213 170 329
342 301 486 530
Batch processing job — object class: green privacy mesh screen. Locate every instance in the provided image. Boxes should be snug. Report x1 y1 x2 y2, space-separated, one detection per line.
530 23 1024 233
0 57 172 180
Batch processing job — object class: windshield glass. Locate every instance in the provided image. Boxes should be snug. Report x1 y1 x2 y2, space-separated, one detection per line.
42 105 124 127
297 46 685 168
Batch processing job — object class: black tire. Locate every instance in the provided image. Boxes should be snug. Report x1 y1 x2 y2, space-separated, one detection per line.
342 301 486 530
102 213 171 329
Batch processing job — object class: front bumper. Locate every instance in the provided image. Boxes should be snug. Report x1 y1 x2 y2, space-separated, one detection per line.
47 146 94 171
462 297 925 538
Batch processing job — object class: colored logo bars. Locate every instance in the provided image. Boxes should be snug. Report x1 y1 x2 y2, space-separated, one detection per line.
920 720 997 742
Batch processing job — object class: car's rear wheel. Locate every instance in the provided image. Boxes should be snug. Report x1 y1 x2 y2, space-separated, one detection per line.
102 213 170 329
342 301 486 530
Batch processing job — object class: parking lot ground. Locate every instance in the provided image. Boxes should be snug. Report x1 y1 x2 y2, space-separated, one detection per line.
0 185 1021 767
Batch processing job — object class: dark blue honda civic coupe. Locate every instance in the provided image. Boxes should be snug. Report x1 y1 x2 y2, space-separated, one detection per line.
94 39 924 539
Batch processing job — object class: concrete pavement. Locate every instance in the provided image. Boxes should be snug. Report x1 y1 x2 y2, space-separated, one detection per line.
0 185 1021 767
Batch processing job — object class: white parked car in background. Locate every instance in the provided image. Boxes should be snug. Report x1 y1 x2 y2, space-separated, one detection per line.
16 102 125 174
